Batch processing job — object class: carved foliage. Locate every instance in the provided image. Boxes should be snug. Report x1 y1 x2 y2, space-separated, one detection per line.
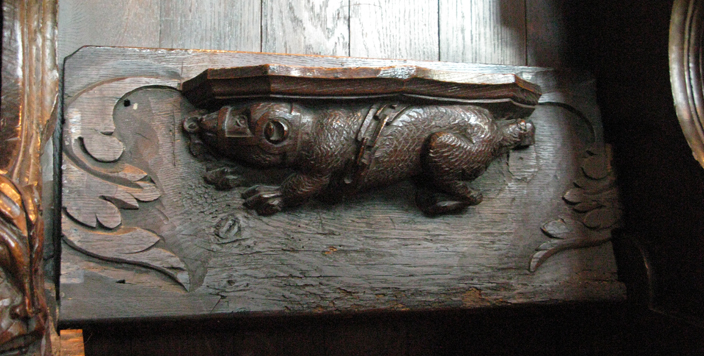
62 216 190 287
62 161 160 229
531 144 622 271
62 77 190 289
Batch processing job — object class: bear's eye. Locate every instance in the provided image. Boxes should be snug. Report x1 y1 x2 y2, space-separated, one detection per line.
264 119 289 144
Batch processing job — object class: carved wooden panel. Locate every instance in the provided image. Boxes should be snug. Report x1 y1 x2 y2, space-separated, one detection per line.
59 47 624 322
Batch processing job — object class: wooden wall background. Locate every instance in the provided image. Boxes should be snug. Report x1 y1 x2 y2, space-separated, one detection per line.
54 1 704 355
57 0 567 68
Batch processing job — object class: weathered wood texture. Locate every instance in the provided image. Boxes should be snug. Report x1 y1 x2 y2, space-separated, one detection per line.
160 0 261 52
57 0 566 67
439 0 526 65
57 0 161 62
50 0 704 352
262 0 349 56
349 0 438 60
59 47 623 322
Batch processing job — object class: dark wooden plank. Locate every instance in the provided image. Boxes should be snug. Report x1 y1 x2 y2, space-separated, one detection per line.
262 0 349 56
323 320 406 356
72 301 704 356
269 321 325 356
439 0 527 65
159 0 261 52
349 0 438 60
57 0 160 62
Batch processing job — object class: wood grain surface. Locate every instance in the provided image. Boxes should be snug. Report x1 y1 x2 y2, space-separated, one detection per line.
57 0 160 61
440 0 526 65
57 0 564 67
160 0 261 52
262 0 349 56
349 0 438 60
59 47 624 323
49 2 704 355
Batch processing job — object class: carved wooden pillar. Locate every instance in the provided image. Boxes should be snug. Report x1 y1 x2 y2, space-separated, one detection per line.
0 0 58 354
670 0 704 167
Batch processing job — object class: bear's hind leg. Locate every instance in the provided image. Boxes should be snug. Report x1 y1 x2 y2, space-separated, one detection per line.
417 132 483 215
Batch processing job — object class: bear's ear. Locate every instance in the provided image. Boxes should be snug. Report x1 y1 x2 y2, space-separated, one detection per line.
248 102 293 122
245 102 264 121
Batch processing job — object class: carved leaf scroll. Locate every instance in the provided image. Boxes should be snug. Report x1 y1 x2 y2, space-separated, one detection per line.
62 77 190 289
62 215 190 289
531 144 622 271
62 158 159 229
64 77 178 163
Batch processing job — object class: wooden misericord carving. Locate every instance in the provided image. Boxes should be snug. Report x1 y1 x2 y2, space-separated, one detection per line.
60 47 624 322
1 0 58 355
181 65 538 216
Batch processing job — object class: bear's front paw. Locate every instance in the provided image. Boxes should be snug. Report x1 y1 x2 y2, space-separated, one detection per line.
415 187 483 216
242 185 284 215
466 190 483 205
204 166 248 190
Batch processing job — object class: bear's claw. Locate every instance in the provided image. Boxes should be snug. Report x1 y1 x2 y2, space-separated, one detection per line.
242 185 284 215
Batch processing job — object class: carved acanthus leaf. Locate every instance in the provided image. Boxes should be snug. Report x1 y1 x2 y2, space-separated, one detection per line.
539 218 584 240
62 214 190 290
532 142 622 271
62 158 159 229
62 76 189 290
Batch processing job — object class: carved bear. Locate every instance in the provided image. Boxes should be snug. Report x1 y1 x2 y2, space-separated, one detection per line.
183 101 535 216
